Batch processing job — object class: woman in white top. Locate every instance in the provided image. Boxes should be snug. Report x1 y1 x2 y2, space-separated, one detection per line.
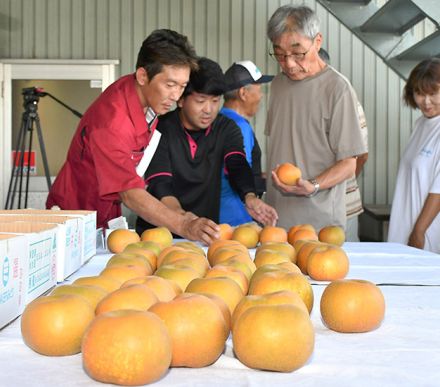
388 58 440 253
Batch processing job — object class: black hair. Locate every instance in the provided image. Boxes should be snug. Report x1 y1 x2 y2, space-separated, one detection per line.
183 57 228 97
136 29 198 80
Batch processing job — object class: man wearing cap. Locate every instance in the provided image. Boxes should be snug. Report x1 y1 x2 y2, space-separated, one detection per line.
219 60 273 226
135 57 278 235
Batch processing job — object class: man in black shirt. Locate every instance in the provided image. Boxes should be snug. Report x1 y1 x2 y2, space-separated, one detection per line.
136 57 278 235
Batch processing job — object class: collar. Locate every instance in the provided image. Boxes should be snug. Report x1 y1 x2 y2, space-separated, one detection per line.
145 107 157 126
125 73 150 135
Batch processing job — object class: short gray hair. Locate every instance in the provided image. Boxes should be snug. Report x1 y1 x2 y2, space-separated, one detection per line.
223 84 252 101
267 5 320 42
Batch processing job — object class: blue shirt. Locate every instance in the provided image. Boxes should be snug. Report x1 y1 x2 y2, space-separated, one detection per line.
219 107 254 225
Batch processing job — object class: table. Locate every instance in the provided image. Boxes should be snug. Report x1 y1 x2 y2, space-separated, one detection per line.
1 242 440 387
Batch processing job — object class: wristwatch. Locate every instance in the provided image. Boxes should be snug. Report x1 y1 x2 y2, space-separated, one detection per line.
306 179 320 198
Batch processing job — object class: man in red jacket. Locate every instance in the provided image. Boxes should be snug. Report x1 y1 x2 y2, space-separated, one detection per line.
47 29 219 244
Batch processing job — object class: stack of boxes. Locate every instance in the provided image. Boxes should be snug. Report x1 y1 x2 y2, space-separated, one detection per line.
0 234 28 329
0 209 97 329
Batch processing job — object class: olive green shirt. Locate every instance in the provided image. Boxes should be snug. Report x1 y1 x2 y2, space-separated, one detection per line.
265 66 367 230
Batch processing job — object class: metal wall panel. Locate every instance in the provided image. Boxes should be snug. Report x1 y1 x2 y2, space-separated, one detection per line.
0 0 428 206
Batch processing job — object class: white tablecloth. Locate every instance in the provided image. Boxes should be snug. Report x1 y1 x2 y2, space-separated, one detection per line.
322 242 440 286
1 242 440 387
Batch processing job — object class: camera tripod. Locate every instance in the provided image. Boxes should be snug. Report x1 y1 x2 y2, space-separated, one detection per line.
4 87 83 209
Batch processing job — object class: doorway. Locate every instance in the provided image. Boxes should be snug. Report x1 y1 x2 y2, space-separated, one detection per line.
0 59 118 208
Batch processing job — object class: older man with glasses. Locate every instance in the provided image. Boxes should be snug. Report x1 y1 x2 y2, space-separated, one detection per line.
265 5 367 232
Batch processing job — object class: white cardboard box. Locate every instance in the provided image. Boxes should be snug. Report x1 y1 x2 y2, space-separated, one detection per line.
0 210 97 263
0 234 28 329
0 215 82 282
0 222 58 303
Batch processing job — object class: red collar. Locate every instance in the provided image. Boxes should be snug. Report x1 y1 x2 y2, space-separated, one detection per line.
125 74 151 136
182 125 212 159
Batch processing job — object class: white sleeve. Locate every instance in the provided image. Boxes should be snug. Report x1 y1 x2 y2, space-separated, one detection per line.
429 143 440 193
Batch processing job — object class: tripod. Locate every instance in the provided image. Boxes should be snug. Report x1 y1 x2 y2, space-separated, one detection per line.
4 87 83 209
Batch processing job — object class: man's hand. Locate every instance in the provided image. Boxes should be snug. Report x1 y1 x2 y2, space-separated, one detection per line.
271 158 356 196
271 170 315 196
244 193 278 226
180 213 219 246
120 188 218 244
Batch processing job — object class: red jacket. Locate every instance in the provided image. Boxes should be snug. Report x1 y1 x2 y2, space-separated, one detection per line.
46 74 156 228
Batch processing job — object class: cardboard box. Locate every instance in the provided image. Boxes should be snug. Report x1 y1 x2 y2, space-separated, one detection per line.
0 215 82 282
0 234 28 329
0 222 57 303
0 210 97 263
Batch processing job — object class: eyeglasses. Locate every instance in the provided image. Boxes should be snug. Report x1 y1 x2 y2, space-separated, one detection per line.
269 39 315 62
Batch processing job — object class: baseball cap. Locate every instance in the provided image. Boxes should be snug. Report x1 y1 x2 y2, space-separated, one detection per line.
224 60 274 90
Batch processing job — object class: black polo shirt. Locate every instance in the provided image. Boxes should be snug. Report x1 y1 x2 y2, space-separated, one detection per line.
136 108 256 233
